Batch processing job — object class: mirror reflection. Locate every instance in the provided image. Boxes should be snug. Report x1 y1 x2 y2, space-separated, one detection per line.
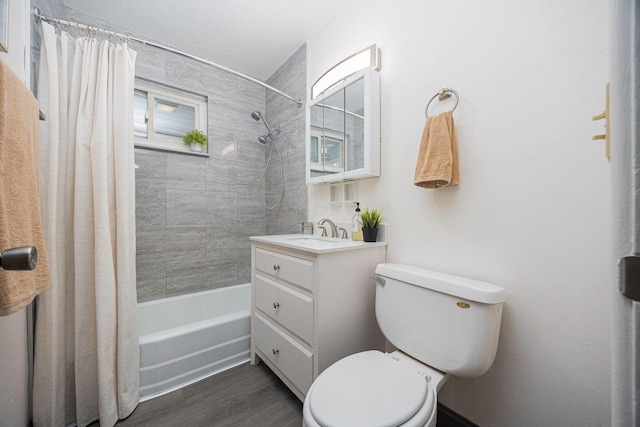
309 77 364 178
344 76 365 172
307 67 379 184
321 88 345 176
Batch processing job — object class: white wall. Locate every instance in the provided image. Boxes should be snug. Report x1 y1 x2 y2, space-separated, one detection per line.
307 1 611 425
0 1 31 426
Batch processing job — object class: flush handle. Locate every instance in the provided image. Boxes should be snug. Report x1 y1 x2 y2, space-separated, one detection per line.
372 275 385 286
620 256 640 301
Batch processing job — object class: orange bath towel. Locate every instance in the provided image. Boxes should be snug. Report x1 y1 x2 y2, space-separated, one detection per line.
414 111 459 189
0 59 51 316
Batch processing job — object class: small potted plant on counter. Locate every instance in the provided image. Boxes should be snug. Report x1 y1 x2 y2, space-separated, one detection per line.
183 129 208 153
359 208 383 242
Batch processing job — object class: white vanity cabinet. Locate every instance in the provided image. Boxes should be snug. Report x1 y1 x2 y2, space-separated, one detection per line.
250 235 387 401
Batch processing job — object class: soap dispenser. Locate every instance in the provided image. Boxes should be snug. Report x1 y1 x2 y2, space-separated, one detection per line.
351 202 363 241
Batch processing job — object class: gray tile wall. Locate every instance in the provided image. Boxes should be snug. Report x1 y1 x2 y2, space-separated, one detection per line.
265 45 308 235
31 4 308 302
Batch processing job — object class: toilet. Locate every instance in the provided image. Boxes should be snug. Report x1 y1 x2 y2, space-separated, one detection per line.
302 263 506 427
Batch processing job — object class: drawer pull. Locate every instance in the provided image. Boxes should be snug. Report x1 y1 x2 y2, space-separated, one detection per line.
273 302 280 309
272 348 280 355
273 264 280 271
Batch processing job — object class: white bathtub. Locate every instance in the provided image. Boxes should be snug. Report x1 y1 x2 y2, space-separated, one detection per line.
138 283 251 401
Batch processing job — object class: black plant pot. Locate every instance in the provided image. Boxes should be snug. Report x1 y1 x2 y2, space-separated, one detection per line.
362 227 378 242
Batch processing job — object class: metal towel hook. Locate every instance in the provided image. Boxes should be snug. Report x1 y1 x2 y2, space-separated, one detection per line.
425 88 459 117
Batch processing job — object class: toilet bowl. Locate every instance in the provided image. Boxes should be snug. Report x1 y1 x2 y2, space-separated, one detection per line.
303 350 443 427
302 263 506 427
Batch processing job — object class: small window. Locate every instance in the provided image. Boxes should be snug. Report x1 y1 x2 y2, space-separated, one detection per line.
133 79 208 155
309 126 344 173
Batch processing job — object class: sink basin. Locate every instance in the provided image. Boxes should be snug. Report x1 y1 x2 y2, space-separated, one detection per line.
250 234 386 254
288 236 343 244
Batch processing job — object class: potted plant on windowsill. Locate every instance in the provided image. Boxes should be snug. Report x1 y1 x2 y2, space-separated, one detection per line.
183 129 208 153
359 208 383 242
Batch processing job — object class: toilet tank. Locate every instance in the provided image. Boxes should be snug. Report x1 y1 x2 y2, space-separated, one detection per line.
374 263 506 378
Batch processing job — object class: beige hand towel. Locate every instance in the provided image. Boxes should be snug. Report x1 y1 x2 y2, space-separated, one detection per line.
414 110 459 189
0 59 51 316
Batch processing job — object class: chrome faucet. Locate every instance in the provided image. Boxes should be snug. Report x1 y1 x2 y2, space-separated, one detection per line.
338 227 349 239
318 218 339 238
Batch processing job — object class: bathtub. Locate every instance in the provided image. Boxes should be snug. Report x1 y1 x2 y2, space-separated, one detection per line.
138 283 251 401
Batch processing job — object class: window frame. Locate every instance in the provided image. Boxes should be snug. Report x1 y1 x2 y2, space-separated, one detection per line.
309 126 345 173
133 79 209 156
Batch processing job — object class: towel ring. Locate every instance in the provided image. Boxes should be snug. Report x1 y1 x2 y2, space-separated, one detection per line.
425 88 459 117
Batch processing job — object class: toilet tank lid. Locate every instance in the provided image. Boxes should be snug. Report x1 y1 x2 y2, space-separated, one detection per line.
375 263 506 304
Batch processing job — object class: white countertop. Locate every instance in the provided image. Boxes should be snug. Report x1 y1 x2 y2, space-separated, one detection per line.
250 234 388 254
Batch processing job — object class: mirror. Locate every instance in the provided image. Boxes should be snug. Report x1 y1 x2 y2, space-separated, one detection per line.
307 67 380 184
309 90 345 178
345 76 365 172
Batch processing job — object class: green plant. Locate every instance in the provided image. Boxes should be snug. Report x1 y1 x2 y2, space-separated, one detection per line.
183 129 208 146
359 208 383 229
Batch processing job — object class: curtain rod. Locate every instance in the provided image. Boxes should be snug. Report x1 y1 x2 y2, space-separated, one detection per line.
32 7 303 107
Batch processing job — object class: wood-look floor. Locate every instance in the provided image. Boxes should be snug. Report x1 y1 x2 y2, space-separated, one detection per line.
107 362 302 427
88 361 469 427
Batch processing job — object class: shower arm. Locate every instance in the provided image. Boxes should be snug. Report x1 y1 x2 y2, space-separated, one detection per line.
32 7 303 108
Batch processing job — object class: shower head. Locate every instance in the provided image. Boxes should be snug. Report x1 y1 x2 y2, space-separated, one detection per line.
257 128 281 144
251 110 272 133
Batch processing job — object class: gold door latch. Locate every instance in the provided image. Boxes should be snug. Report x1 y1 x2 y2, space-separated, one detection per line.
592 82 610 160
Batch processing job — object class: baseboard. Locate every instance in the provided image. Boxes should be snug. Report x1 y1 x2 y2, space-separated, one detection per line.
437 404 479 427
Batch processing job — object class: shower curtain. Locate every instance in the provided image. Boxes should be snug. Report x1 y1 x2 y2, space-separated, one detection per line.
33 22 139 427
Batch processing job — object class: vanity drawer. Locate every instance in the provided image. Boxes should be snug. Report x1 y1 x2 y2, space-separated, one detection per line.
255 274 314 345
254 313 313 395
255 248 314 291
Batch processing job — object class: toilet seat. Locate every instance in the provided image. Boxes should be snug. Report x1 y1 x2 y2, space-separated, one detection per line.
304 350 436 427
